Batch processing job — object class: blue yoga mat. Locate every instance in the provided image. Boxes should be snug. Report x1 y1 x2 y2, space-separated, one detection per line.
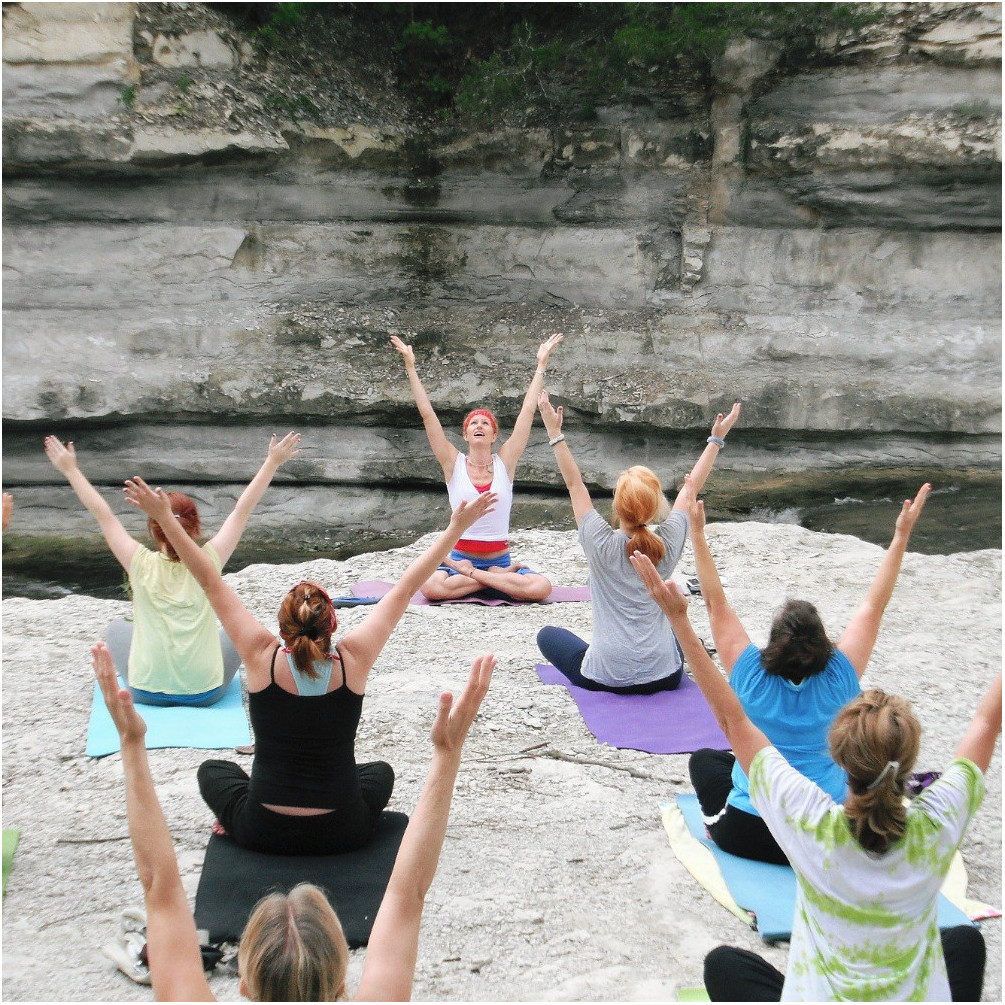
86 674 251 757
677 793 972 942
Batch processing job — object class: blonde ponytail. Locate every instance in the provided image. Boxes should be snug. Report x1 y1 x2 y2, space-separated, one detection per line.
829 690 921 854
613 466 670 564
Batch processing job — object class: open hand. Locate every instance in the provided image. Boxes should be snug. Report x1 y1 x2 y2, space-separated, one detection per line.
537 390 563 439
268 431 302 466
390 336 416 368
93 642 146 743
450 492 497 531
711 402 741 441
630 550 689 617
123 476 173 521
431 653 495 755
536 333 563 368
895 483 931 538
44 435 78 476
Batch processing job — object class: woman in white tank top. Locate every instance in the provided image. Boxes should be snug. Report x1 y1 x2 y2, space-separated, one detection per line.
391 333 562 602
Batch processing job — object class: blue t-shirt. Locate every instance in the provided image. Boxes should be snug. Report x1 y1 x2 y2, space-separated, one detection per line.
727 643 860 816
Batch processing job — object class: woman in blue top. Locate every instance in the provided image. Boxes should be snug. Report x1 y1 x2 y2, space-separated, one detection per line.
686 475 931 864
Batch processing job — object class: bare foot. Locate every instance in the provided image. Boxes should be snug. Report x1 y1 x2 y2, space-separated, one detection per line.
445 557 476 576
212 819 228 837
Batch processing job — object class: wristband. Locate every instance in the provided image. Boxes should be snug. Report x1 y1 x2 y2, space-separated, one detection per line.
707 435 725 447
548 434 566 446
535 368 546 375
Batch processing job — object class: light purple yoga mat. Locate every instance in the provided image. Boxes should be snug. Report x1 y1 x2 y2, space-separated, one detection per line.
351 581 590 606
535 663 730 755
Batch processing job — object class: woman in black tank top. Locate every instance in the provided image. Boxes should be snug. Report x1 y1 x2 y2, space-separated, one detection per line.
125 475 497 854
94 635 498 1001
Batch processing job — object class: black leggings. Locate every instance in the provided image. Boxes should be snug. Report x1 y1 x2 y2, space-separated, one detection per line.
704 926 986 1002
689 748 788 865
197 759 394 856
536 625 684 695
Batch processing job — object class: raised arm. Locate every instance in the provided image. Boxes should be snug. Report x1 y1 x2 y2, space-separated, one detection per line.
338 493 497 689
672 403 740 511
955 672 1002 773
497 334 563 478
685 476 750 672
837 484 931 678
124 477 276 674
92 643 214 1003
209 432 301 566
391 336 459 480
538 390 592 525
631 555 767 773
355 654 494 1002
45 437 139 570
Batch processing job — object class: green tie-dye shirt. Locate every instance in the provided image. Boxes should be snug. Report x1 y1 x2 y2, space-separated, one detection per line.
749 748 984 1002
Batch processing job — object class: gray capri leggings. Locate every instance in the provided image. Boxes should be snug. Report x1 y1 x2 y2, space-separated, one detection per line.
105 618 241 707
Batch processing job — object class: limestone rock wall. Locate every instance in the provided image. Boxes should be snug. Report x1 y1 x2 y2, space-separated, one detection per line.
2 2 1000 545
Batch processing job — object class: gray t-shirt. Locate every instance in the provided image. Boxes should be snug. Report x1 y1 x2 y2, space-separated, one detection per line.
578 507 688 687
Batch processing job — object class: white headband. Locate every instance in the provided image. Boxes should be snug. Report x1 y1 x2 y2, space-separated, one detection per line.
866 759 900 791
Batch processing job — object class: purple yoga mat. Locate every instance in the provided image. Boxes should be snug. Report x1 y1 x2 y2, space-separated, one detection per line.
351 581 590 606
535 663 730 755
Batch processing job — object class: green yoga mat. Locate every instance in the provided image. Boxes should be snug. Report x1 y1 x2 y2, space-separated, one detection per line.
678 988 710 1002
3 829 21 897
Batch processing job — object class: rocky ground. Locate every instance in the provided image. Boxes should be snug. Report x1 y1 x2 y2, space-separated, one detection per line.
1 522 1001 1002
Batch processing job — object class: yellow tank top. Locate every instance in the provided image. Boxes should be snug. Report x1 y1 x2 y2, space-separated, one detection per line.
127 542 224 694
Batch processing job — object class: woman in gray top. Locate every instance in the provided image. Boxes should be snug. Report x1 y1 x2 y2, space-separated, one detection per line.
536 391 739 693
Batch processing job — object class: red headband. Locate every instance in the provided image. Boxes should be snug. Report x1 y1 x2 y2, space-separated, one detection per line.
463 409 498 434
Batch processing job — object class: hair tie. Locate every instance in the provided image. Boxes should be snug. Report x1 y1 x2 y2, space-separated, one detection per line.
866 760 900 791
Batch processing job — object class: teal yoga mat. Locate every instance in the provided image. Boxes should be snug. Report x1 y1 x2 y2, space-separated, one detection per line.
86 674 251 757
677 793 972 942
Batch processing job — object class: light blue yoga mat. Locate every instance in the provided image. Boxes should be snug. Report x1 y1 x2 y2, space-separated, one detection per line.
86 675 251 757
677 793 972 942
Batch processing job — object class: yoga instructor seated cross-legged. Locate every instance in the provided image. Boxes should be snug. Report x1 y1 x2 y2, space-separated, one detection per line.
125 474 496 857
391 333 561 603
685 477 931 866
535 390 740 693
92 639 496 1002
631 553 995 1003
45 432 301 707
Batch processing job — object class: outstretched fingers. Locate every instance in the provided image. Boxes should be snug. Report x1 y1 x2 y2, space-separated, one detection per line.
452 653 495 727
432 653 496 753
455 491 498 526
123 476 170 517
92 642 146 742
897 482 932 534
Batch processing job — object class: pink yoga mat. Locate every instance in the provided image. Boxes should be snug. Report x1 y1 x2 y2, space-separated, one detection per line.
351 581 590 606
536 663 730 755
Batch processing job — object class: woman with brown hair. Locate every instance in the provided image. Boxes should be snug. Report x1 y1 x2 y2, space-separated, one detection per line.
683 476 931 865
125 474 495 856
534 390 740 693
631 549 996 1002
45 432 301 706
92 639 495 1001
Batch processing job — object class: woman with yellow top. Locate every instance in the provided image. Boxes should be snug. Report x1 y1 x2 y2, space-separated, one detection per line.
44 432 300 706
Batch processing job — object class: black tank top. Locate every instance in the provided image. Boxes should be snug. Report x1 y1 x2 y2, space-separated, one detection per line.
247 646 363 809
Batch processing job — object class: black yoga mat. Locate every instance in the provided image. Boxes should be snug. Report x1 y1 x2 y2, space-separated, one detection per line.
194 811 409 947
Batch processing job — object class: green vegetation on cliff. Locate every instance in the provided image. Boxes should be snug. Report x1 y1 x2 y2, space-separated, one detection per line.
215 2 879 123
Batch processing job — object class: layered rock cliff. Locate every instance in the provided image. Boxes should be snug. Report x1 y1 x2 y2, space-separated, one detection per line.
3 2 1001 555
